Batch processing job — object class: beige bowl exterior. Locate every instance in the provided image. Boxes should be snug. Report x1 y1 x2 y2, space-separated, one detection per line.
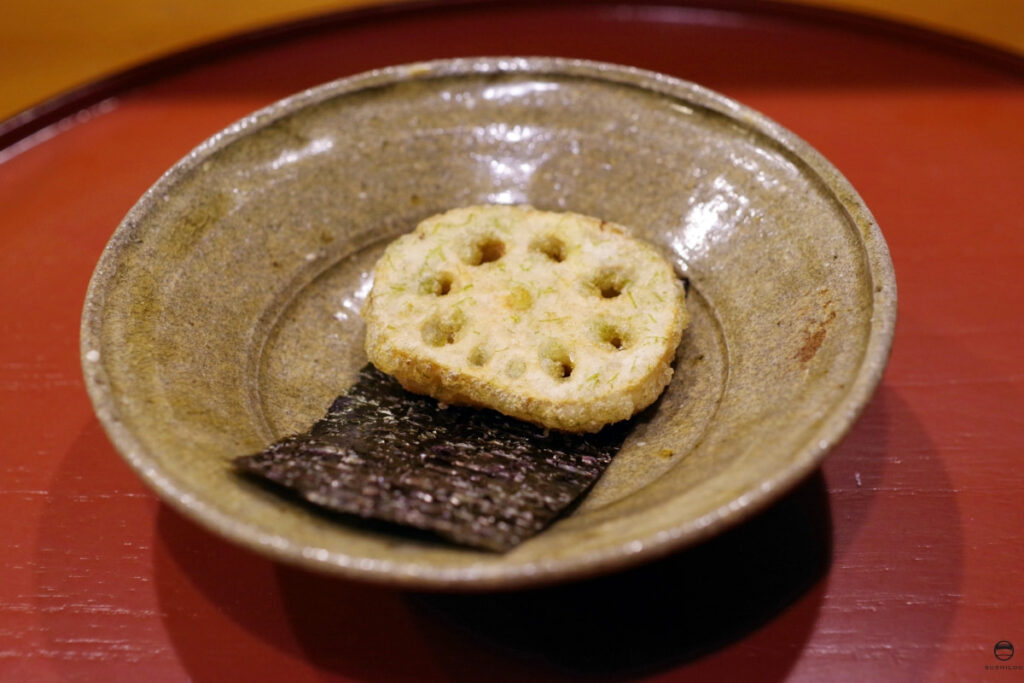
81 57 896 591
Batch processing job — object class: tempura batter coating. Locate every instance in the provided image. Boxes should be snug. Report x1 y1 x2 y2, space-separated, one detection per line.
363 205 688 432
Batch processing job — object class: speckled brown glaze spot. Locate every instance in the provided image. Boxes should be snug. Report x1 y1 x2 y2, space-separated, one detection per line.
795 309 837 364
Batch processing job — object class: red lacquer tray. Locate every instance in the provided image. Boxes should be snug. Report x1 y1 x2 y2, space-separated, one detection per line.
2 1 1022 680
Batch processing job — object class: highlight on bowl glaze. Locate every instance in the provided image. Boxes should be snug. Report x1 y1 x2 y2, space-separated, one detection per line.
81 57 896 590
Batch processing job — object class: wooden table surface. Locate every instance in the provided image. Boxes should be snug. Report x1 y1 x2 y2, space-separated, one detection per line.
2 1 1023 681
2 0 1023 122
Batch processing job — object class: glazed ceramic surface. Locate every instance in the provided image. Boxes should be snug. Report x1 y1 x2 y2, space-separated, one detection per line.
81 57 896 590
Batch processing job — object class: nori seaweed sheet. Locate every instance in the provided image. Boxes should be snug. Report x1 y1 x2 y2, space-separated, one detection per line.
234 365 627 552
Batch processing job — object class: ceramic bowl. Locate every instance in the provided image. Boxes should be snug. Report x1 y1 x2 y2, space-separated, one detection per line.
81 57 896 590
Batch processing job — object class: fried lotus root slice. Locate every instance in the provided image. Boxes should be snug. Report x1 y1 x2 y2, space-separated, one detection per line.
363 204 689 433
234 365 626 552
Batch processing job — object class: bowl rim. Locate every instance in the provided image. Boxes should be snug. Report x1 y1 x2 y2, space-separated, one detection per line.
80 56 897 591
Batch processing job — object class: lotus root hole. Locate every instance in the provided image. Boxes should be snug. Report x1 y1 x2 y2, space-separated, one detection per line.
591 268 627 298
541 345 575 380
505 358 526 379
468 345 491 367
505 285 533 311
466 236 506 265
531 235 567 262
597 322 628 350
421 271 453 296
421 312 465 347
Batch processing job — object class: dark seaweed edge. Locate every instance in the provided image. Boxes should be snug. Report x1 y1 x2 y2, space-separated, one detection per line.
233 365 630 553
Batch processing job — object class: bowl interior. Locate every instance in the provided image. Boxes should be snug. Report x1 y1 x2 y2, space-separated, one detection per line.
82 59 894 589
